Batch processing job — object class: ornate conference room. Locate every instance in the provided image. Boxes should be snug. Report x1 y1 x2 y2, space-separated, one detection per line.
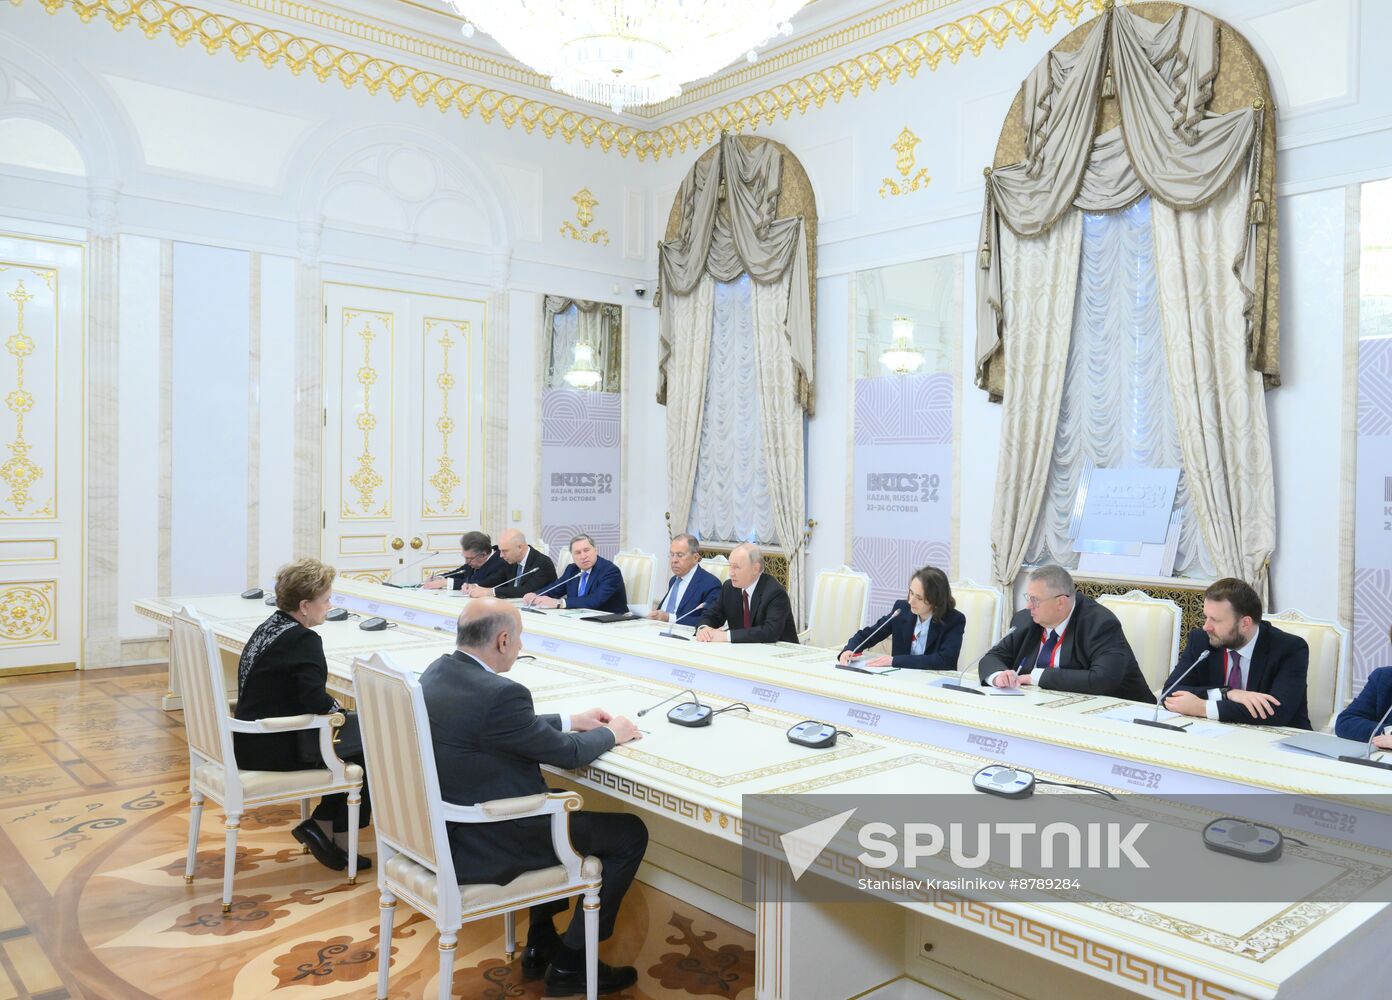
2 0 1391 997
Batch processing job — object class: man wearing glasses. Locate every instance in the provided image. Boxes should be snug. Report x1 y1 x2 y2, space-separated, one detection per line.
977 564 1154 703
423 531 511 591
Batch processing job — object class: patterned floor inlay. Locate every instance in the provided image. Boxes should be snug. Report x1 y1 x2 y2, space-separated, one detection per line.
0 666 756 999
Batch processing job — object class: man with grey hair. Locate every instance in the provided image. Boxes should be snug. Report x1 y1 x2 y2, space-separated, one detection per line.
419 598 646 994
648 533 722 626
977 564 1153 702
464 528 558 600
523 533 628 614
696 542 798 644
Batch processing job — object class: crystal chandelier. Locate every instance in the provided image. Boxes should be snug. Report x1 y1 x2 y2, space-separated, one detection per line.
563 341 603 390
448 1 805 114
879 315 925 374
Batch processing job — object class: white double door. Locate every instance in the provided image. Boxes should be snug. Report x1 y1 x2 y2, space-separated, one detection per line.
321 281 487 582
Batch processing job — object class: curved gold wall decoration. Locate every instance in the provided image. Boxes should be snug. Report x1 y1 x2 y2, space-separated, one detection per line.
559 187 610 245
27 0 1109 161
879 126 932 198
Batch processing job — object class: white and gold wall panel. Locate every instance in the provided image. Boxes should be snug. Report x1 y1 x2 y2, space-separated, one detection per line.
0 229 82 673
322 282 486 582
420 315 472 520
336 305 394 520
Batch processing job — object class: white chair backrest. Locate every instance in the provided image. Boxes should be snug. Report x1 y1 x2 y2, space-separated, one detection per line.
1265 610 1349 733
613 548 657 606
352 654 457 889
701 554 731 583
805 566 871 650
555 545 573 573
172 606 234 769
950 579 1003 669
1096 590 1182 693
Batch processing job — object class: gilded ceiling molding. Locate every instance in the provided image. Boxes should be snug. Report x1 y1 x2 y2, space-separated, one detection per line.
31 0 1109 161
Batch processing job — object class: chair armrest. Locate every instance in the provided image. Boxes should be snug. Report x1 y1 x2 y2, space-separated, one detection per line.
225 713 352 784
797 628 811 643
439 792 590 881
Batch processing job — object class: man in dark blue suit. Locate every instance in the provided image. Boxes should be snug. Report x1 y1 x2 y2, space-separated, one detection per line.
647 533 722 629
1335 631 1392 747
523 533 628 614
1162 577 1311 729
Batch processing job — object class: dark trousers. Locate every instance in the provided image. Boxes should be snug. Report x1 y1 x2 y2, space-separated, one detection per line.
532 811 648 948
309 751 371 832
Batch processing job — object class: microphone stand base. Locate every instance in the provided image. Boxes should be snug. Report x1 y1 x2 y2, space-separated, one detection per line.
939 683 986 695
659 631 690 641
1134 718 1190 732
1337 753 1392 770
521 607 547 615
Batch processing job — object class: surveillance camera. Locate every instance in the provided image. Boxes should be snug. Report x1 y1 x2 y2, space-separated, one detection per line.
634 285 647 298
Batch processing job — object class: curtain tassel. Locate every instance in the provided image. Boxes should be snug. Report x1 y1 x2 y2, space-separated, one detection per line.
1101 67 1115 99
1250 194 1267 225
978 243 992 270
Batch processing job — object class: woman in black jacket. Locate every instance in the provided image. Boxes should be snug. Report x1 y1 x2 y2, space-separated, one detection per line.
838 565 966 670
234 557 370 871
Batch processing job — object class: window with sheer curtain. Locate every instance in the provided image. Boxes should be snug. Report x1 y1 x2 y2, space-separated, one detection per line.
688 274 779 544
1024 196 1213 576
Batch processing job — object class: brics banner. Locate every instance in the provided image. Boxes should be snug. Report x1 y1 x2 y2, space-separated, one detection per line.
1353 338 1392 696
852 373 953 618
540 389 621 560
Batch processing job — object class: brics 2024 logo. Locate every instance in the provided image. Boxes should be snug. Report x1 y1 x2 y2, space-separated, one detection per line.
551 472 614 494
866 472 939 504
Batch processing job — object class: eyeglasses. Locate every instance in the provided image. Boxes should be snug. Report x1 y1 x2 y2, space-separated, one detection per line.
1025 592 1067 608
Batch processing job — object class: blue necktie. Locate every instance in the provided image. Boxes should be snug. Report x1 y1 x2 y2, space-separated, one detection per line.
579 570 589 596
1034 629 1059 671
665 578 680 614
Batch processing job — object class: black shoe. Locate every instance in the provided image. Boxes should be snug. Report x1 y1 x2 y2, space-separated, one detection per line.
543 959 638 997
520 936 559 980
347 854 372 872
292 820 348 871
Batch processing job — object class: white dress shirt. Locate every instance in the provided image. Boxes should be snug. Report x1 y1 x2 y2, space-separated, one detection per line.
1205 626 1260 721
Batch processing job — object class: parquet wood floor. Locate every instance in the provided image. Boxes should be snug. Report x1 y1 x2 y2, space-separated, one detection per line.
0 666 755 999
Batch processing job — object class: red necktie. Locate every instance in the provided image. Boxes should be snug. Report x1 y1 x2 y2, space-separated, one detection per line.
742 590 751 629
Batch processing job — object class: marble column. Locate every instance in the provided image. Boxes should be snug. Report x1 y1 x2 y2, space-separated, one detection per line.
484 252 511 540
292 221 323 559
85 182 121 668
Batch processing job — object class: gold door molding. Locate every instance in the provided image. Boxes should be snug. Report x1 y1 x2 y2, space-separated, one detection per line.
338 307 394 520
0 579 57 646
0 266 58 520
420 316 473 519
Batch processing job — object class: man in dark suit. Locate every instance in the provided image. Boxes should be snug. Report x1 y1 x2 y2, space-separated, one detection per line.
466 528 558 600
1162 577 1311 728
420 598 646 995
696 542 798 644
423 530 511 591
978 564 1154 702
647 533 722 628
1335 659 1392 747
523 534 628 614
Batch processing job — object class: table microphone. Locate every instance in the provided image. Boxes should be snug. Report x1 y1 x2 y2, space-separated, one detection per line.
495 565 542 593
660 603 706 641
638 688 713 727
1135 649 1210 732
834 609 899 673
387 548 440 587
521 568 576 613
940 625 1020 694
1338 698 1392 770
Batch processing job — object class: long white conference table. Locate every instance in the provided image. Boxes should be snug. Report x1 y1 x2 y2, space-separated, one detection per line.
135 579 1392 1000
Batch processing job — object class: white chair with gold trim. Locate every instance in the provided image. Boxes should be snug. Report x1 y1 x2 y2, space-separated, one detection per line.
1265 609 1350 733
172 606 362 913
950 579 1004 670
613 548 657 611
800 566 871 650
701 554 731 584
555 544 573 574
1096 590 1182 694
352 653 602 1000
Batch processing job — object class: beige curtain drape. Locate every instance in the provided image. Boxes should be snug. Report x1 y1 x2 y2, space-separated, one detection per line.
977 3 1276 595
658 133 816 624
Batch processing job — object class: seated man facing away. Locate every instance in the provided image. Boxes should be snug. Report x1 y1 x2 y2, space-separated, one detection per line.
978 564 1154 702
420 598 646 995
1162 577 1311 728
523 534 628 614
648 533 722 627
696 542 798 644
466 528 558 600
